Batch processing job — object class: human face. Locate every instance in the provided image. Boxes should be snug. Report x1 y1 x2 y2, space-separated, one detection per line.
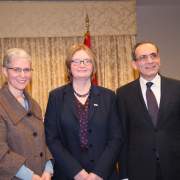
3 58 32 94
132 43 160 81
70 50 93 80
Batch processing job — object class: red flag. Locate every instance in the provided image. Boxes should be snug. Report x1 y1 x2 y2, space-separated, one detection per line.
84 31 91 48
84 14 98 85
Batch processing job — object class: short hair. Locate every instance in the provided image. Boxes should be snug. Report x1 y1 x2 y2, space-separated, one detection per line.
3 48 31 67
132 41 159 61
65 44 97 81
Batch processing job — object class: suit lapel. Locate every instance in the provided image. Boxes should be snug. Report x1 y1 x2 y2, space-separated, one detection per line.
0 85 42 125
157 77 169 127
88 85 100 122
62 84 100 123
63 83 79 120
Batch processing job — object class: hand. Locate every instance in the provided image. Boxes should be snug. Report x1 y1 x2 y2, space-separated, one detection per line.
32 174 42 180
41 171 52 180
86 173 103 180
74 169 89 180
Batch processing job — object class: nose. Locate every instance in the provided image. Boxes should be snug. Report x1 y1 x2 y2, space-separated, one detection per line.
146 55 153 63
19 70 26 77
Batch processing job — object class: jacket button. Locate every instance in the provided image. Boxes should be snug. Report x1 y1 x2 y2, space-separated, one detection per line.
154 128 158 132
88 129 92 133
27 112 32 116
89 144 93 148
33 132 37 137
90 159 94 163
40 152 43 157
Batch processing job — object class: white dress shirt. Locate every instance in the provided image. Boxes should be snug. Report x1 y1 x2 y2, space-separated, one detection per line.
139 74 161 108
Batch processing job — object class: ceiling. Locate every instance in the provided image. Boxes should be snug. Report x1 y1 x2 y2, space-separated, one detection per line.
1 0 180 6
136 0 180 6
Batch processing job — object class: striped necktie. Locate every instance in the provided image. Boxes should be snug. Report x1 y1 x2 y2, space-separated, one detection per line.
146 82 159 126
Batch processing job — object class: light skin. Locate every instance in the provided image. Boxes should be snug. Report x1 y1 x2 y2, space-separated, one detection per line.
71 50 102 180
71 49 93 81
132 43 160 81
2 57 32 98
2 57 51 180
71 49 93 105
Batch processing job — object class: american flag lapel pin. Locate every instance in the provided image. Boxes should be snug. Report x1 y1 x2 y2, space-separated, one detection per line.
94 103 98 107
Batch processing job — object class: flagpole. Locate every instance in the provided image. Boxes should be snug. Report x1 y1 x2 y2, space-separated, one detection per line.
83 14 97 85
85 13 89 32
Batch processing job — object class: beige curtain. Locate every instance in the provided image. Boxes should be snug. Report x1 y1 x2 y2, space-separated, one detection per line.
0 35 136 114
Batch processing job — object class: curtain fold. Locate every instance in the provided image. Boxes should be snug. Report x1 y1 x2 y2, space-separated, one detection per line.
0 35 136 114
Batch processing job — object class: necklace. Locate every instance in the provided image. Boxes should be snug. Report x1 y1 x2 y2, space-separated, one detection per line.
73 89 90 98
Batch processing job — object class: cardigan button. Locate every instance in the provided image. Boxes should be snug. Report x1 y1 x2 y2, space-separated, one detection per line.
33 132 38 137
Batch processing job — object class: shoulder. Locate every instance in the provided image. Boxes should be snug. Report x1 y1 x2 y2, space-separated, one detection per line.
49 83 70 97
116 79 139 95
161 76 180 87
92 85 115 97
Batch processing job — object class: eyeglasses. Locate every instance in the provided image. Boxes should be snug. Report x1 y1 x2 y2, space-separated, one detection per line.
7 67 33 73
71 59 92 66
136 52 159 62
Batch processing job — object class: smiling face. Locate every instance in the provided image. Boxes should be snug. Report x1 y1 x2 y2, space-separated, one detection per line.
132 43 160 81
3 56 32 94
70 49 93 81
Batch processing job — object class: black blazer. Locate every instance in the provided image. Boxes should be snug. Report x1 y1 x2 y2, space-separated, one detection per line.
116 76 180 180
44 83 123 180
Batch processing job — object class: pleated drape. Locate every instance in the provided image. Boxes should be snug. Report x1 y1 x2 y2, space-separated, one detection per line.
0 35 136 114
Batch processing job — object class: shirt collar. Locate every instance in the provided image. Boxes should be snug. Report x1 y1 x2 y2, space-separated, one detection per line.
140 74 161 88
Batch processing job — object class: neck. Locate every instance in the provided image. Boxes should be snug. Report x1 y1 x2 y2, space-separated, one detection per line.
8 83 24 98
72 78 91 96
141 74 157 82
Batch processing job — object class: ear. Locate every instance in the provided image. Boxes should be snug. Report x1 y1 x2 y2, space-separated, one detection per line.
131 60 138 70
2 67 8 78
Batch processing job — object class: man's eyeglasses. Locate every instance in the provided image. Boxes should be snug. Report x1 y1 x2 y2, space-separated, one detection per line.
6 67 33 73
71 59 92 66
136 52 159 62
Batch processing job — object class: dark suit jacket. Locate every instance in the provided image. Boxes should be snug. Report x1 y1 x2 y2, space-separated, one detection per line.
116 76 180 180
44 83 123 180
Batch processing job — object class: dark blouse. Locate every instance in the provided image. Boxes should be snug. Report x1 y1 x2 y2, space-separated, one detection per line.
74 95 90 149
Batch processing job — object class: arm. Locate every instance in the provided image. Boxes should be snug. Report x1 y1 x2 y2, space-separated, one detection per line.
44 91 83 179
91 93 123 179
16 165 41 180
0 117 26 179
116 89 128 179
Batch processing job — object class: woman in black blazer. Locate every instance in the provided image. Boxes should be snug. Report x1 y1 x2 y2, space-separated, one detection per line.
44 44 123 180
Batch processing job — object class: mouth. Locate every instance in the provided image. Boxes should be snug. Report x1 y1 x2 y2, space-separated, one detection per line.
77 70 88 72
145 65 157 69
17 80 28 84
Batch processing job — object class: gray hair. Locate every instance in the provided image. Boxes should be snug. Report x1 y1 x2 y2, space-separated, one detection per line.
3 48 31 67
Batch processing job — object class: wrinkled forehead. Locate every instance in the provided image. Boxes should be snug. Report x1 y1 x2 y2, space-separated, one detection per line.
72 49 91 59
135 43 158 56
9 57 31 67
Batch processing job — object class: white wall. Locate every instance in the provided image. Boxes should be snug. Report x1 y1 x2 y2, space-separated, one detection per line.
136 4 180 80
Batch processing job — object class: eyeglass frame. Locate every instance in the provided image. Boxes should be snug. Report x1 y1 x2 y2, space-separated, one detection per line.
135 52 159 62
71 58 92 66
6 67 33 73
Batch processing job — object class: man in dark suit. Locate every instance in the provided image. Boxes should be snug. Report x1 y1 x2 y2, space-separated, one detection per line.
117 41 180 180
